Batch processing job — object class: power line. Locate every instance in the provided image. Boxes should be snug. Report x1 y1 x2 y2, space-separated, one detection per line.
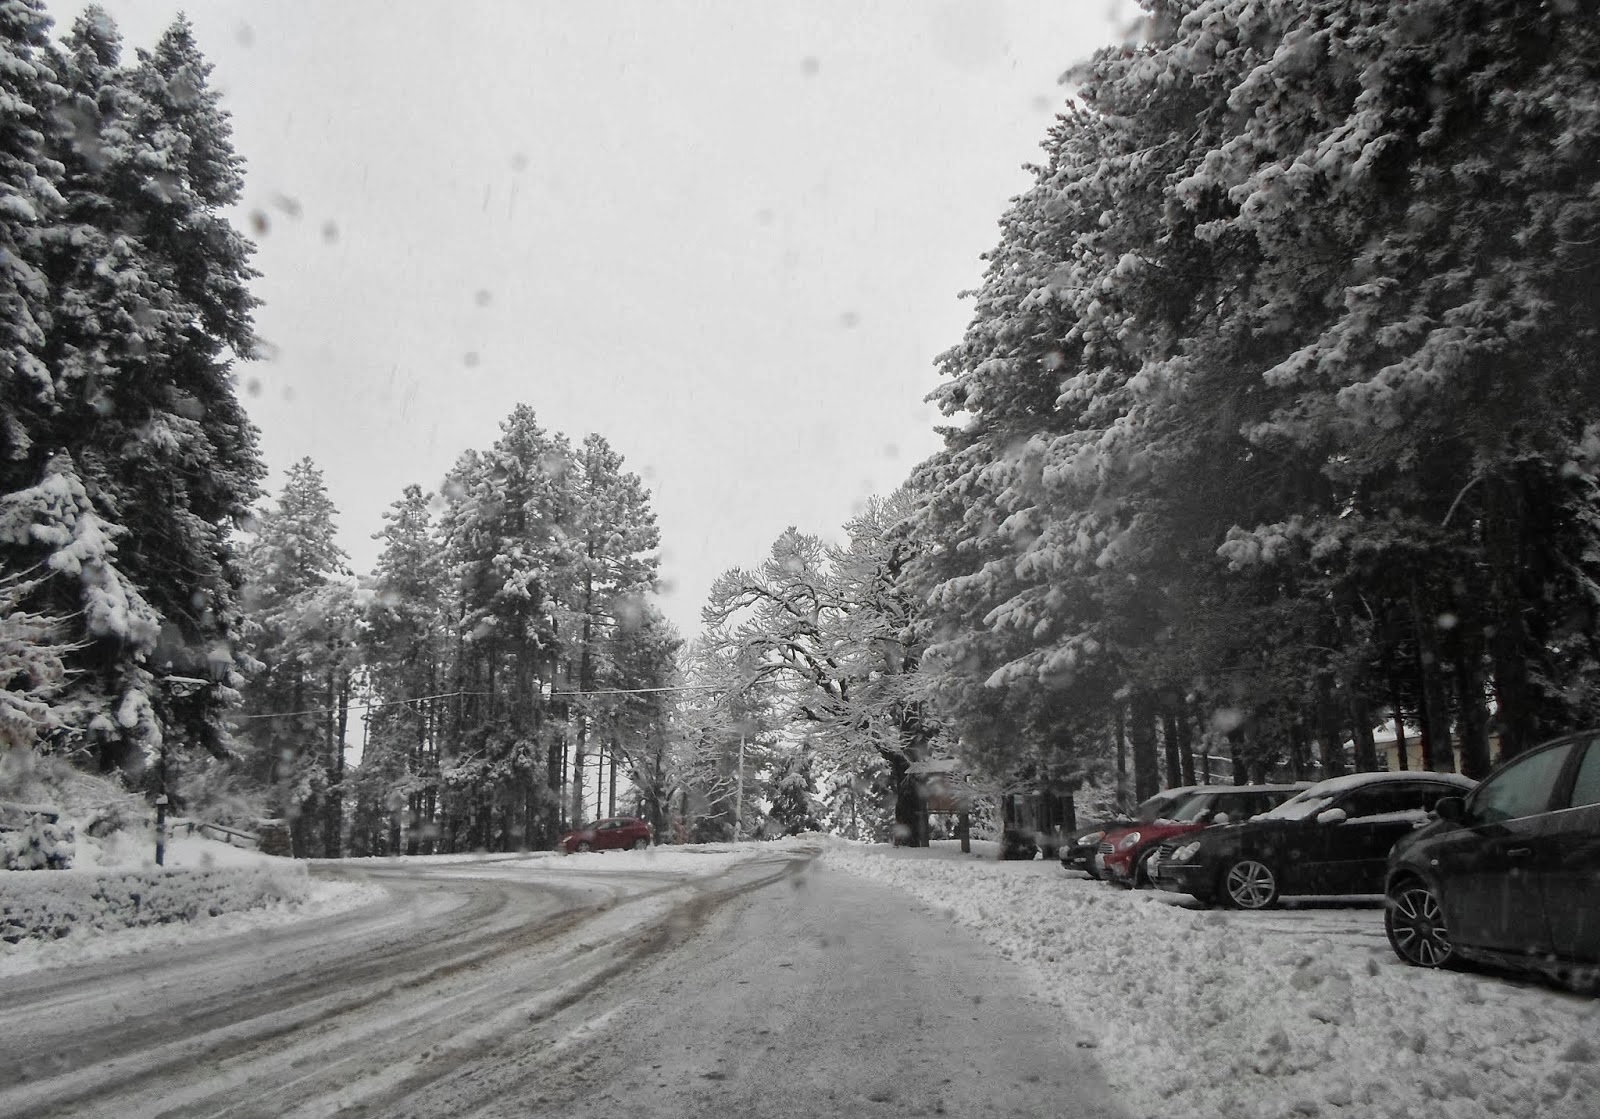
235 682 730 722
549 684 727 697
235 688 490 721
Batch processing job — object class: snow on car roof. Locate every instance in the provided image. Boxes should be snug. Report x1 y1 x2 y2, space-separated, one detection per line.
1260 769 1475 820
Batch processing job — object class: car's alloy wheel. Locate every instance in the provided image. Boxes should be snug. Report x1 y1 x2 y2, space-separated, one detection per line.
1222 859 1278 909
1386 881 1453 968
632 838 648 850
577 841 591 853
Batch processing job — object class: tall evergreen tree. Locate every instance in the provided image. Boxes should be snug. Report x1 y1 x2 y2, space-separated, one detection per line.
239 458 352 855
3 8 264 775
911 0 1600 788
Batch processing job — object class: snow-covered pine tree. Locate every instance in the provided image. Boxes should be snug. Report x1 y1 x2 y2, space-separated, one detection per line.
436 406 578 850
766 745 822 837
238 458 353 856
913 0 1600 787
4 8 264 776
592 601 680 839
565 432 660 831
351 484 448 854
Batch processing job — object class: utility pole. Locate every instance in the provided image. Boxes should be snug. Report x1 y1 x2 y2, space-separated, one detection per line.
154 793 168 866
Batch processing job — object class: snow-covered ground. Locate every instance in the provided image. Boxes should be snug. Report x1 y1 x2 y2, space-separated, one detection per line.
0 837 787 979
0 831 385 978
820 839 1599 1119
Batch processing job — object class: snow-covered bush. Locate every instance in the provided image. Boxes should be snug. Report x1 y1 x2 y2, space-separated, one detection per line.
0 864 310 943
177 758 269 831
0 812 75 870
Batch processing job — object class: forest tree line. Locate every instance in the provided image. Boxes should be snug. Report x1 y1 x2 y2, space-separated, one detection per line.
700 0 1600 831
7 1 1600 852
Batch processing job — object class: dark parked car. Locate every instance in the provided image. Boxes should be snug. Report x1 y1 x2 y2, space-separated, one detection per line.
1097 784 1306 887
1059 786 1205 877
1385 731 1600 985
1151 771 1475 908
560 817 652 854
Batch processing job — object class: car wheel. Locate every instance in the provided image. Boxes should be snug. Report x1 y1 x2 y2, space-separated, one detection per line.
577 841 591 853
1385 879 1454 969
632 838 648 850
1084 863 1102 880
1221 859 1278 909
1133 848 1159 889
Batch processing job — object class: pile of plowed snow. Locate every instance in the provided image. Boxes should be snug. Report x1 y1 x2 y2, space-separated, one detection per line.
0 753 380 972
822 839 1600 1119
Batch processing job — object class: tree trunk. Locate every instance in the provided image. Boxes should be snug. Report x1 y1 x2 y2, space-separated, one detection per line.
1177 703 1195 786
1228 728 1247 785
1349 695 1379 773
1162 708 1182 789
1129 692 1160 801
324 668 348 859
1392 689 1410 771
1115 706 1129 808
1289 721 1309 781
1455 624 1493 779
1482 474 1537 760
1410 580 1456 772
1316 677 1346 779
608 739 619 817
889 752 929 847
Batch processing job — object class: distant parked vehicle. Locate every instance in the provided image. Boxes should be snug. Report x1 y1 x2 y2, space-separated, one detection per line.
560 817 652 854
1151 771 1475 908
1059 786 1206 878
1097 784 1306 887
1385 731 1600 987
998 790 1077 861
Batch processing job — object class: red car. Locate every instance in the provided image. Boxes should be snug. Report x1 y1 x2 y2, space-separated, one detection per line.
560 816 652 854
1095 784 1305 887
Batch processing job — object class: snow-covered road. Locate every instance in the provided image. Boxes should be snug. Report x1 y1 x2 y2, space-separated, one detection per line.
0 842 1121 1118
0 847 815 1117
10 838 1593 1119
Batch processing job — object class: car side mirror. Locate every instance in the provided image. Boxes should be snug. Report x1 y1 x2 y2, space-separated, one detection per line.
1433 796 1467 823
1316 808 1348 825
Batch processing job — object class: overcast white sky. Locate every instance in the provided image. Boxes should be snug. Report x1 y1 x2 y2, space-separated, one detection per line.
85 0 1133 637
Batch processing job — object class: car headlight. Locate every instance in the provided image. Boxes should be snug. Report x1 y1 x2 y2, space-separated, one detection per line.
1117 831 1142 851
1077 831 1104 847
1172 841 1202 862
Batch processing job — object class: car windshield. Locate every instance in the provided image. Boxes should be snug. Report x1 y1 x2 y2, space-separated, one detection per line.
1166 795 1219 823
1135 790 1191 822
2 4 1586 1118
1258 790 1336 821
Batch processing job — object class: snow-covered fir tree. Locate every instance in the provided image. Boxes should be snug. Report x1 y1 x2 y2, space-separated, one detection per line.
2 6 263 780
909 0 1600 787
238 458 355 856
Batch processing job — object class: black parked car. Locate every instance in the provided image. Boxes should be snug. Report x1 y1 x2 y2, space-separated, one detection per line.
1385 731 1600 985
1059 786 1205 877
1100 783 1307 887
1151 771 1476 908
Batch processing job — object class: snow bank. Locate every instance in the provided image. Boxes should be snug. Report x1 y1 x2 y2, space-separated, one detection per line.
0 755 382 974
1 863 311 943
821 841 1600 1119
